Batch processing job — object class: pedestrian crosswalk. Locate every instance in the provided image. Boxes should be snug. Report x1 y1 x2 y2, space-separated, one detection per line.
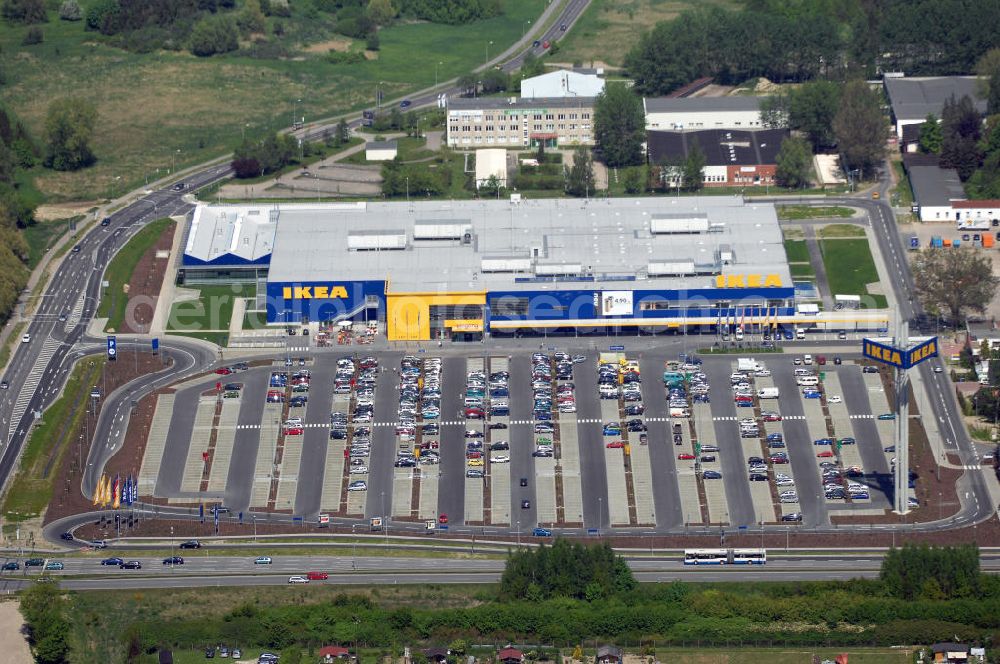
8 337 61 442
65 292 86 330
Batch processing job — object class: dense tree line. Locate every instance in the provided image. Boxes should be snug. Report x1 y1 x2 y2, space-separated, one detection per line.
625 0 1000 96
500 539 636 601
67 573 1000 658
21 581 70 664
397 0 501 25
880 543 983 601
381 157 451 197
0 105 38 327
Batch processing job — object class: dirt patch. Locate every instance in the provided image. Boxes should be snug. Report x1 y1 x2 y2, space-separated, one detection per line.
119 220 176 334
303 39 353 53
0 602 32 664
43 352 174 526
34 202 100 221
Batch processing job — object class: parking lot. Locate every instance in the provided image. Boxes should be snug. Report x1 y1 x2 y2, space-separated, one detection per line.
139 346 919 532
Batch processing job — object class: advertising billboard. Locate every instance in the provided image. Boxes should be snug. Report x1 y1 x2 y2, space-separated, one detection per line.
863 336 938 369
600 291 633 316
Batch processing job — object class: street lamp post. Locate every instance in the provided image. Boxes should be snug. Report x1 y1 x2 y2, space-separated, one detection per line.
523 20 531 37
435 61 443 87
485 40 494 65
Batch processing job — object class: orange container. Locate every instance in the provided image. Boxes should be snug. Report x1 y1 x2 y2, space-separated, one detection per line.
983 234 995 248
943 238 953 247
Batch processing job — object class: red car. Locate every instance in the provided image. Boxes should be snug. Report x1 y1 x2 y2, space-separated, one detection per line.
817 450 835 458
542 40 550 49
465 408 485 419
677 452 695 460
762 413 782 422
770 456 789 464
419 440 440 450
466 451 482 459
438 513 448 524
606 441 625 449
307 571 329 580
214 367 232 375
285 427 304 436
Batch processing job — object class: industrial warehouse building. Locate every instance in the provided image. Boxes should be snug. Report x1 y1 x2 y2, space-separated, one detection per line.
181 198 883 341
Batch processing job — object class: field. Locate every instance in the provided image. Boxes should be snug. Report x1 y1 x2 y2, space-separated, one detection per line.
168 283 256 343
22 217 77 268
782 239 810 263
96 217 175 331
0 0 544 201
819 238 888 309
777 205 854 221
1 355 104 523
819 223 866 238
555 0 739 66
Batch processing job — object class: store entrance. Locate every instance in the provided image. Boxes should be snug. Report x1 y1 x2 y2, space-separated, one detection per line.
429 304 484 342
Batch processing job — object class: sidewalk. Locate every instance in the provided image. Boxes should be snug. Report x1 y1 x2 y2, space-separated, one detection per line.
147 213 188 337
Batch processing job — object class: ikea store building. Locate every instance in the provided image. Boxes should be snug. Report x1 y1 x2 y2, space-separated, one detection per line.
182 197 814 342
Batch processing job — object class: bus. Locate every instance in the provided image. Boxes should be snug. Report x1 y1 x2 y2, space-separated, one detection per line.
683 548 767 565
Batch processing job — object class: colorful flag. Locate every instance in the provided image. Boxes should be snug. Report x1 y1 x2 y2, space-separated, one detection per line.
92 475 104 506
112 474 121 510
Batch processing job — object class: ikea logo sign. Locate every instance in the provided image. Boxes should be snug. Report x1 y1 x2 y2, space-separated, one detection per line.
863 337 938 369
714 274 784 289
282 286 349 300
864 340 904 368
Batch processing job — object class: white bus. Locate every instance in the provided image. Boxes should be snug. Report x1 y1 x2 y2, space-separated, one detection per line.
683 548 767 565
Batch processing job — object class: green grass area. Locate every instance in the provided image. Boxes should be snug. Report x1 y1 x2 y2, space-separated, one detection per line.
0 0 544 202
646 648 913 664
2 355 104 522
892 160 915 208
0 321 26 372
819 223 866 238
168 284 256 335
819 238 886 309
783 239 810 263
97 217 175 331
789 263 816 279
22 217 80 268
777 205 854 220
242 309 270 331
169 331 230 347
556 0 739 66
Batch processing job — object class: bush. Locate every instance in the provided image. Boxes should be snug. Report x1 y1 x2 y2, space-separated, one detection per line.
21 25 42 44
58 0 81 21
1 0 46 24
326 50 365 65
190 13 239 56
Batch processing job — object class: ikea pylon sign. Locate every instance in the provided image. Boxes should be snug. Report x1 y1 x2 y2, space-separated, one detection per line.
863 336 938 369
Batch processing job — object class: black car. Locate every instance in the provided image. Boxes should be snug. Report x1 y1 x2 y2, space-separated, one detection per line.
748 474 768 482
2 561 19 570
519 477 528 487
120 561 142 569
163 556 184 565
862 365 879 374
488 422 508 430
700 455 716 463
179 540 202 549
521 499 531 509
24 558 44 567
532 39 541 47
781 512 803 522
171 182 186 191
60 532 74 541
100 217 111 226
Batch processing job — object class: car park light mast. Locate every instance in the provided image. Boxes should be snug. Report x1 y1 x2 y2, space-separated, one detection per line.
862 321 938 515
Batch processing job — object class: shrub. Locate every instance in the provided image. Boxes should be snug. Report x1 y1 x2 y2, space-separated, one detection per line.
58 0 82 21
21 25 42 44
1 0 46 24
190 13 239 57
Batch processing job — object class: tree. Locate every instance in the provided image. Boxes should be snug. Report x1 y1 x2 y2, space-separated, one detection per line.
594 83 645 168
621 165 645 194
190 13 239 56
58 0 81 21
774 136 812 188
336 118 350 145
911 247 1000 324
20 580 70 664
760 94 789 129
786 80 840 150
941 94 983 181
565 147 595 197
832 79 885 179
43 98 96 171
681 142 705 191
976 48 1000 115
366 0 396 25
1 0 46 24
918 114 942 154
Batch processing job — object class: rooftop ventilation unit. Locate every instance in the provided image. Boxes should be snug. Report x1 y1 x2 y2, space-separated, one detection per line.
534 263 582 276
647 260 696 276
413 220 472 240
347 230 407 251
650 213 709 234
481 257 532 273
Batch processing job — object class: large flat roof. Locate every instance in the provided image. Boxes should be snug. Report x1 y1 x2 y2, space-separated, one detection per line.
448 96 595 111
908 164 966 207
184 205 278 265
644 96 764 114
254 197 790 293
647 129 787 166
884 76 986 122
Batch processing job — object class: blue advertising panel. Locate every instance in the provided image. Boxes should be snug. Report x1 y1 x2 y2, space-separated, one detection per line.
151 337 159 352
107 335 117 361
863 336 938 369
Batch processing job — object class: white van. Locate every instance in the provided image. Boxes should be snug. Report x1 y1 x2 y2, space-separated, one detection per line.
803 354 813 365
735 327 744 341
669 407 690 418
795 328 806 339
794 368 813 377
758 387 780 399
797 376 819 386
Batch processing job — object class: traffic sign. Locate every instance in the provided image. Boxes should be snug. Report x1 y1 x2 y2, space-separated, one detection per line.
694 442 701 455
151 338 159 353
610 345 625 351
107 336 117 360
